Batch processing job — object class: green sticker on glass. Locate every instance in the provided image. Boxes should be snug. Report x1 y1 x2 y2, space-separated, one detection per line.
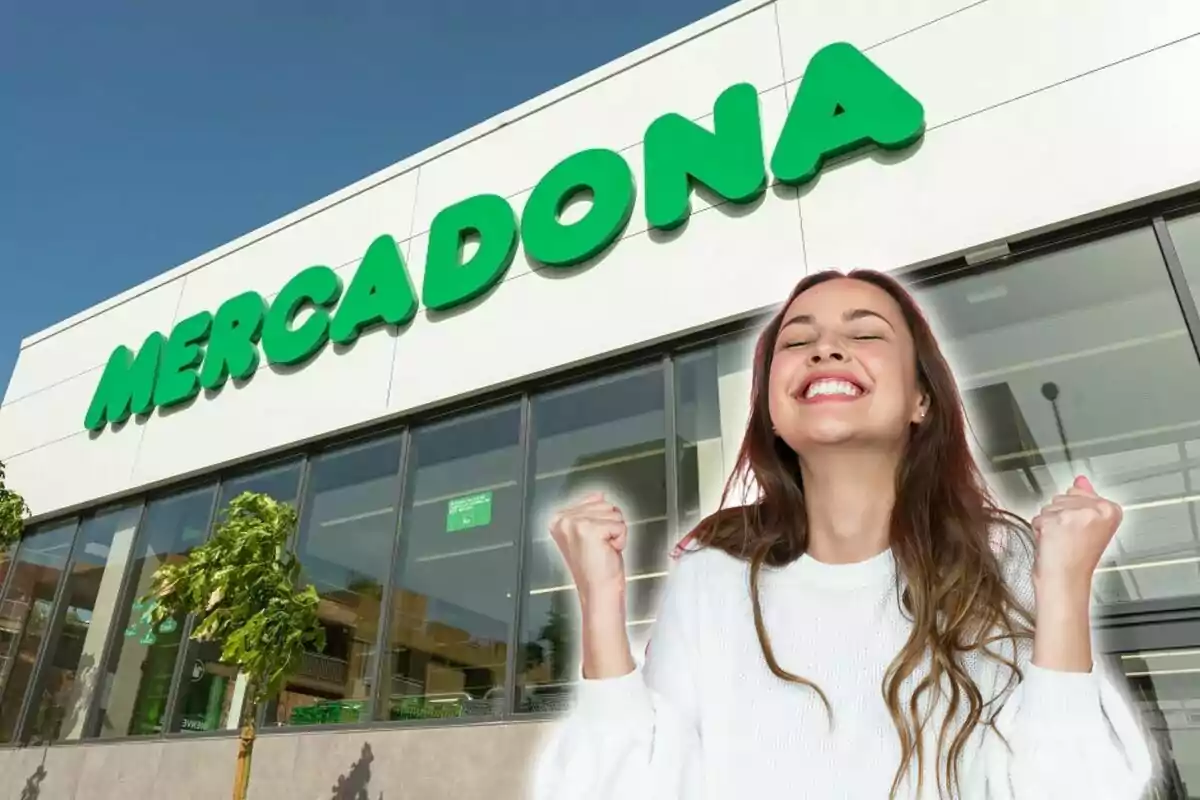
124 599 172 642
446 491 493 532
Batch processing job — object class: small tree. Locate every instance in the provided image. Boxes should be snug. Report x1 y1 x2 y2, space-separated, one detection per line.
0 460 30 555
144 491 325 800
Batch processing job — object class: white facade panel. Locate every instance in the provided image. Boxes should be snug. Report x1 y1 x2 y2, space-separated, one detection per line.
3 423 143 515
407 3 784 237
387 189 805 416
865 0 1200 132
4 0 1200 519
130 321 397 489
173 169 419 320
775 0 978 80
0 367 100 460
3 280 184 406
800 35 1200 273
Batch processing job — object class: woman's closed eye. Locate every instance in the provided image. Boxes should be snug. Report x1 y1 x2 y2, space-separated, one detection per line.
780 334 882 348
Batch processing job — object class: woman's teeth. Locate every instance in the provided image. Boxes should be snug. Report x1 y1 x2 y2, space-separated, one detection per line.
804 379 862 399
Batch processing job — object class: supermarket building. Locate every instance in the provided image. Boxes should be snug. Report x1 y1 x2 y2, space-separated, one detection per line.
2 0 1200 797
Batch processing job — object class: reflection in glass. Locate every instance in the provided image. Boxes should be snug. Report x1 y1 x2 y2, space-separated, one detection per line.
914 228 1200 605
169 461 302 734
1168 211 1200 317
27 505 142 744
0 522 76 742
385 405 522 722
518 366 668 713
674 336 755 532
269 437 403 727
0 548 13 602
93 486 215 739
1111 648 1200 798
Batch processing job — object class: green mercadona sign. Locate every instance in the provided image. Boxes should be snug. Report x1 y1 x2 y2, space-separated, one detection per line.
84 42 924 432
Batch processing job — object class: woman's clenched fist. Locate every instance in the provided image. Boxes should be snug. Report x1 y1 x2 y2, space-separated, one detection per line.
1032 475 1123 596
548 491 629 605
548 491 635 678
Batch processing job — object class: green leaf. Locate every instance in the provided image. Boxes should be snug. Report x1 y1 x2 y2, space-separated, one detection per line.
140 491 324 719
0 461 31 555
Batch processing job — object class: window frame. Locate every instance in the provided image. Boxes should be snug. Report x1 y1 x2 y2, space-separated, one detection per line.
263 432 408 729
12 514 89 744
79 482 221 742
512 359 673 717
75 501 151 740
381 399 527 727
0 519 81 739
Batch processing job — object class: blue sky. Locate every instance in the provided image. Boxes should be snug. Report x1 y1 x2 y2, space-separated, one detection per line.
0 0 735 399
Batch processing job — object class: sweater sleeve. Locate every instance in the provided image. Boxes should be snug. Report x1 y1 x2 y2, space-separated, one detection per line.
530 553 704 800
968 530 1155 799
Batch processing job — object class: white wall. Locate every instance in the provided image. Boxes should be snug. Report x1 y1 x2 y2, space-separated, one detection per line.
0 714 551 799
3 0 1200 519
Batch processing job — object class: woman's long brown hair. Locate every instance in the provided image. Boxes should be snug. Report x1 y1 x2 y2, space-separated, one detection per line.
685 269 1034 799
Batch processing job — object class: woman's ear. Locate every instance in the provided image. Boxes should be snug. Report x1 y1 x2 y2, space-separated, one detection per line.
912 394 930 424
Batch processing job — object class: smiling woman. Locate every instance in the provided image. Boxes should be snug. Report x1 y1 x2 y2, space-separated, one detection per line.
537 269 1153 800
770 288 923 455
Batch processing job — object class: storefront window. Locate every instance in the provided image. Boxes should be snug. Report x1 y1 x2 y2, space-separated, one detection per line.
913 227 1200 606
1111 648 1200 798
1167 210 1200 315
169 461 302 734
268 437 403 728
26 504 142 744
517 366 669 713
674 335 756 531
385 405 522 722
0 548 13 601
0 521 76 742
92 486 216 739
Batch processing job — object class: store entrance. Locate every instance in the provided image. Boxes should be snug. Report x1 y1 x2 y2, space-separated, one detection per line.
1099 605 1200 798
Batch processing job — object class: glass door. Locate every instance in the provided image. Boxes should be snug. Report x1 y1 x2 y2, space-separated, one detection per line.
1100 610 1200 798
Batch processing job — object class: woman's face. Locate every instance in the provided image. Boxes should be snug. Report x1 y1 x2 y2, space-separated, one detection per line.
767 278 928 454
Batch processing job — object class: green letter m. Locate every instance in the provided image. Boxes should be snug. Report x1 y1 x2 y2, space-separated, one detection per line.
84 332 165 431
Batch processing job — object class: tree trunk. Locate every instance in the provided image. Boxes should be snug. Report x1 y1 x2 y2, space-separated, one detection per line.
232 718 256 800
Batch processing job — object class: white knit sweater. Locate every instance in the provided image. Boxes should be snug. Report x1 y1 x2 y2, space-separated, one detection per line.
532 538 1153 800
